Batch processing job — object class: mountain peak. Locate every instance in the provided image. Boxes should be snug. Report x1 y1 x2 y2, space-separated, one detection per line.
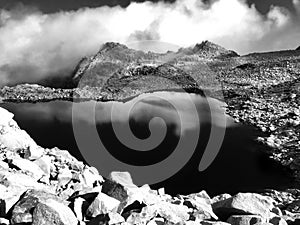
192 40 238 57
193 40 222 52
99 42 128 52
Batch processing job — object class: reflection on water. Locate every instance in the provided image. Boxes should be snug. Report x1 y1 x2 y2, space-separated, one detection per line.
0 92 294 195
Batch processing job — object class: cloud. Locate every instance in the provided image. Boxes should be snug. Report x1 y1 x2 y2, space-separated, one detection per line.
0 0 299 86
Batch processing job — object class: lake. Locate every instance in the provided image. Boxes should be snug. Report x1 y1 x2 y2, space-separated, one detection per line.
0 91 294 196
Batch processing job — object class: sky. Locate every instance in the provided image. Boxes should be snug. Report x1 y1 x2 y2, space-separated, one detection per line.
0 0 299 86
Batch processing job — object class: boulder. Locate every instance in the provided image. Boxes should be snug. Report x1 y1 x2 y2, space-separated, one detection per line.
32 199 78 225
86 193 120 218
10 189 63 224
108 171 137 189
269 216 288 225
0 107 40 156
0 171 53 215
212 194 232 204
81 166 104 188
126 205 158 224
184 196 218 220
0 218 9 225
146 201 190 224
227 215 265 225
212 193 275 219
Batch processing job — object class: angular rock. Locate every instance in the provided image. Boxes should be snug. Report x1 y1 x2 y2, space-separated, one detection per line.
101 179 128 206
86 193 120 218
146 201 190 224
227 215 265 225
0 107 40 155
57 168 73 186
212 194 232 204
126 205 157 224
73 197 86 221
0 218 9 225
269 216 288 225
10 189 63 224
10 157 45 180
213 193 275 219
108 171 137 189
33 156 52 184
108 212 125 225
0 171 53 215
82 166 104 188
87 214 109 225
32 199 78 225
184 196 218 220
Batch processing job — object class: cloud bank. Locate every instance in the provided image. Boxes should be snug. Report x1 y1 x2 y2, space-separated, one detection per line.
0 0 299 86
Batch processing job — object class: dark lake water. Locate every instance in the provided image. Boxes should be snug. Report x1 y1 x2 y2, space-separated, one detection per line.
0 92 294 196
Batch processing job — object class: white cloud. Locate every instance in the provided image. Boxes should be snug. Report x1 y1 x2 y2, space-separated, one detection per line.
0 0 299 86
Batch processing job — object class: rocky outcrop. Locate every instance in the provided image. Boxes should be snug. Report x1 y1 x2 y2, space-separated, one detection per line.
180 40 239 58
1 106 300 224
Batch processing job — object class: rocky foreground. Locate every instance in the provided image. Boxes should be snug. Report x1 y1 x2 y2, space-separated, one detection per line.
1 105 300 225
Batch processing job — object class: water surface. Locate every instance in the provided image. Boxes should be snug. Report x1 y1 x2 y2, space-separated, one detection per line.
0 92 294 195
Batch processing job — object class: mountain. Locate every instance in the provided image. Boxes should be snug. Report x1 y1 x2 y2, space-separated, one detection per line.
71 41 238 92
296 46 300 51
179 40 239 58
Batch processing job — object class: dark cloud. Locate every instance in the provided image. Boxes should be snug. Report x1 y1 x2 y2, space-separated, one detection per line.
247 0 296 14
0 0 299 86
0 0 296 14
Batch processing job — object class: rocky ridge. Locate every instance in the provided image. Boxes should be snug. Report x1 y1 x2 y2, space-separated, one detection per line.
1 106 300 225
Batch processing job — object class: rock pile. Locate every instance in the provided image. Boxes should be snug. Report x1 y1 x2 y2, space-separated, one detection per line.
1 108 300 224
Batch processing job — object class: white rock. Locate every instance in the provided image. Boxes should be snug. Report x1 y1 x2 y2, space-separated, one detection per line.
11 157 45 180
86 193 120 218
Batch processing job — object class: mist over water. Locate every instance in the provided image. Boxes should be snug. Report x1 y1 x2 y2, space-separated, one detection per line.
0 92 294 195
